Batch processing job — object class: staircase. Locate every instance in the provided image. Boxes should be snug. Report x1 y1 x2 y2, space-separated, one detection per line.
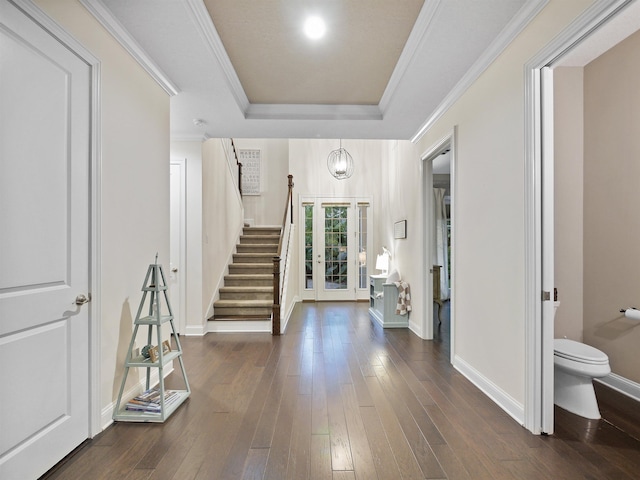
211 226 281 321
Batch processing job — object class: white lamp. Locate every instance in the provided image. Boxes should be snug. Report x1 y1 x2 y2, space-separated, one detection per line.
375 247 390 276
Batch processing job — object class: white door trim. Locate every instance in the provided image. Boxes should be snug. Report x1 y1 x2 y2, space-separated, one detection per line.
170 159 187 335
523 0 634 434
13 0 103 438
298 195 371 301
419 127 456 351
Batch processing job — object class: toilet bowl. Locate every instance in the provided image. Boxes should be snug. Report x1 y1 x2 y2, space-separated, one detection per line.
554 338 610 419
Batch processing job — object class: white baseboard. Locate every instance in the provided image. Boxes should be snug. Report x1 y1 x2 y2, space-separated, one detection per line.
595 373 640 402
280 296 301 333
184 324 206 336
207 319 271 333
453 355 525 425
100 365 174 431
408 319 422 338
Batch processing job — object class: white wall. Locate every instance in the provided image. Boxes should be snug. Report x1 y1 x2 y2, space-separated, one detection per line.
170 141 204 334
379 141 424 334
202 139 245 321
35 0 171 419
554 67 584 340
583 29 640 384
289 139 386 294
411 0 594 412
233 138 290 226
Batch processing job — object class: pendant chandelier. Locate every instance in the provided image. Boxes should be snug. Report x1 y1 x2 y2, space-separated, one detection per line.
327 140 354 180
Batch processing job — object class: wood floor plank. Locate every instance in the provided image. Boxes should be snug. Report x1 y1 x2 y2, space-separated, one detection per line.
343 342 374 407
251 353 293 448
123 468 154 480
217 338 284 480
372 364 446 479
340 384 378 479
298 337 315 395
359 406 403 479
286 393 312 480
241 449 269 480
168 412 228 480
310 434 333 480
311 351 330 435
376 353 446 446
40 302 640 480
262 375 299 479
364 376 425 480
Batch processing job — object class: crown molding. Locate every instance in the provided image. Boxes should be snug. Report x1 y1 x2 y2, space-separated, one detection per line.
80 0 179 96
184 0 250 113
245 103 382 121
411 0 549 143
378 0 441 114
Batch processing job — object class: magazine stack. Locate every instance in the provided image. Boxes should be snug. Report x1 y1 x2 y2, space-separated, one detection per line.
125 387 180 414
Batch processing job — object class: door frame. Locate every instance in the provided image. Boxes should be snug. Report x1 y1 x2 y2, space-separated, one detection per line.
420 127 456 352
299 195 372 301
170 159 187 334
14 0 103 437
523 0 634 434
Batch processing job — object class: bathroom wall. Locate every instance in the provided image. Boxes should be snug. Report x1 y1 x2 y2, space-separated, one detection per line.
583 29 640 384
554 67 584 340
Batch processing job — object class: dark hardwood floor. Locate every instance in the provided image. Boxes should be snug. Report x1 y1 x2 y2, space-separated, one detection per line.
42 302 640 479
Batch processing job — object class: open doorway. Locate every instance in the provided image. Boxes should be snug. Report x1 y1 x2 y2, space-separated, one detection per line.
526 0 640 435
421 129 455 359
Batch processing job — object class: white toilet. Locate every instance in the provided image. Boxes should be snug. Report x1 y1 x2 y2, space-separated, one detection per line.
553 302 611 419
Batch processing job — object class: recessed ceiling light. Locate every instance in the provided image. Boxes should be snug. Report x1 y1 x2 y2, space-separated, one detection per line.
304 16 326 40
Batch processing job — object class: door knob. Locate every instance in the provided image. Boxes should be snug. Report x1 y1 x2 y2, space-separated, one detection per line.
75 293 91 305
171 267 178 272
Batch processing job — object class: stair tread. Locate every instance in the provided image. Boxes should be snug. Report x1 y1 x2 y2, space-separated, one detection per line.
214 299 272 306
220 286 273 291
225 274 271 277
210 316 271 321
234 251 273 257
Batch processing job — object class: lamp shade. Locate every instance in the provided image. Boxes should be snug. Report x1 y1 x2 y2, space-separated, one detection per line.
375 253 389 273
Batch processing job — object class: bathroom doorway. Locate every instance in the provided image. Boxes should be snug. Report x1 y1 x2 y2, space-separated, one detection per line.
527 0 640 435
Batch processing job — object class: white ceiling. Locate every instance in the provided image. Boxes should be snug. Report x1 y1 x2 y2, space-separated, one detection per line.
86 0 541 141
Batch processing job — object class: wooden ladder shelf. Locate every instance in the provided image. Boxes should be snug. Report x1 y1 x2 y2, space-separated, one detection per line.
113 260 190 422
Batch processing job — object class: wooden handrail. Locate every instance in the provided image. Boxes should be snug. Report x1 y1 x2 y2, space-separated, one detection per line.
230 138 242 197
272 175 294 335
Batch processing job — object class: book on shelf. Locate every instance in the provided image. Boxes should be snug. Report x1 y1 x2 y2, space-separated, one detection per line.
125 386 180 414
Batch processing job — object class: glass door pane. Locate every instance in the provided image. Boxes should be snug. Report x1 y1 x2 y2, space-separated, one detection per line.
304 204 314 289
324 206 348 290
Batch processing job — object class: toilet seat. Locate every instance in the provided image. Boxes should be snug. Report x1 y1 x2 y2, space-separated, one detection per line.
554 338 609 365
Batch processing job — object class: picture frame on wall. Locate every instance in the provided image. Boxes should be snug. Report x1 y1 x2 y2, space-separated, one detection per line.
394 220 407 239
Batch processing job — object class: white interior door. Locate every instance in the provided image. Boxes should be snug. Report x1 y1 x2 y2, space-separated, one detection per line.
169 161 186 334
541 66 555 434
0 3 91 478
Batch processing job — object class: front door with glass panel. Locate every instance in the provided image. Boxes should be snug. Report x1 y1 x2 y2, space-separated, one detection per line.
301 198 370 301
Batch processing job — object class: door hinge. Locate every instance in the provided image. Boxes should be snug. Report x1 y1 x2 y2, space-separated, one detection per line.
542 291 551 301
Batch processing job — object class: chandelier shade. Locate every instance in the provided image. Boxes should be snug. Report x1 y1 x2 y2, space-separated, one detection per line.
327 141 354 179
